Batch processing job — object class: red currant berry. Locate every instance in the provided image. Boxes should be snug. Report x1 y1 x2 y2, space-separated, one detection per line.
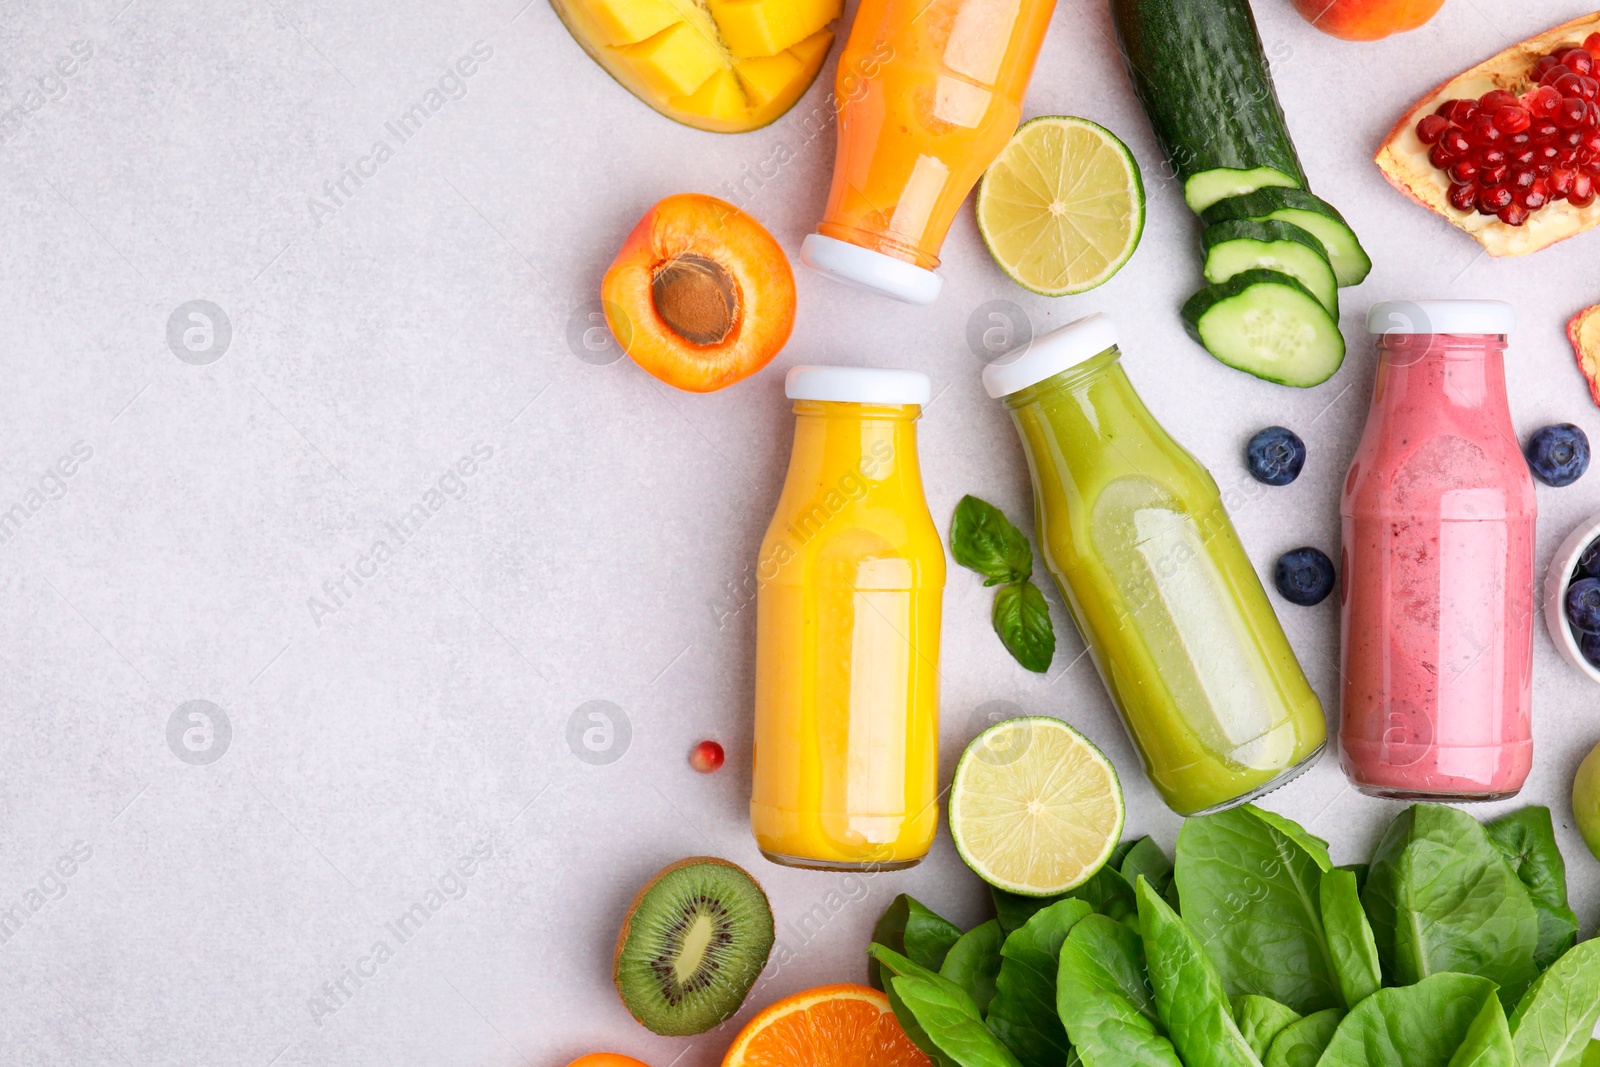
689 740 725 773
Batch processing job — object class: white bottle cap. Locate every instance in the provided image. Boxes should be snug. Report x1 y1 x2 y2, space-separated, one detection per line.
981 312 1121 399
1366 300 1514 336
785 365 933 405
801 233 943 306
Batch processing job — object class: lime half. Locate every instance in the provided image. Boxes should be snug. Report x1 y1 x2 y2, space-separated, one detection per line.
1575 741 1600 862
975 116 1145 297
949 716 1125 896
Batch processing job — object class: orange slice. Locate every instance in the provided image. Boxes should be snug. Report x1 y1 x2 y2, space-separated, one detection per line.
721 984 931 1067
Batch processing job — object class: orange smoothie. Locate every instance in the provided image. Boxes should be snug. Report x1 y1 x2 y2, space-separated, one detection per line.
801 0 1058 302
751 368 945 869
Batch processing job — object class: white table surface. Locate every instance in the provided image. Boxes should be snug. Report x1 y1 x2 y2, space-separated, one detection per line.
1 0 1597 1063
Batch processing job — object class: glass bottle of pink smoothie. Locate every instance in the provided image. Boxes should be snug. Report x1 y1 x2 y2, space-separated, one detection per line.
1340 300 1536 800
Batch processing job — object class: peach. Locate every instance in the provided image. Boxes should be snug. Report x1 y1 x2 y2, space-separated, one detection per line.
602 194 796 394
1289 0 1445 41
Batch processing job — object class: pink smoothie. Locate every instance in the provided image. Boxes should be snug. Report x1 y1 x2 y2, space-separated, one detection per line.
1340 313 1536 799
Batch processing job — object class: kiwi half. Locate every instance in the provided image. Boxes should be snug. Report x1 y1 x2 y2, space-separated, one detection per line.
612 856 775 1036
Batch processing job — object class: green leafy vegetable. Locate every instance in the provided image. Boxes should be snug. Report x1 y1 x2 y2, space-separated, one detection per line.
1231 996 1301 1059
987 899 1091 1067
940 918 1006 1015
951 495 1033 586
870 894 964 990
1508 939 1600 1067
991 887 1061 937
1585 1040 1600 1067
1486 807 1581 971
1136 877 1262 1067
1121 837 1174 894
1246 808 1333 871
1316 973 1498 1067
1057 914 1183 1067
1067 864 1138 924
1317 867 1381 1009
891 973 1027 1067
1262 1008 1342 1067
1448 994 1516 1067
868 944 962 1067
992 581 1055 673
1363 804 1540 1006
1174 805 1340 1014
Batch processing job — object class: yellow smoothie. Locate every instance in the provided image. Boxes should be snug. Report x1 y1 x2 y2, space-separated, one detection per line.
751 368 944 869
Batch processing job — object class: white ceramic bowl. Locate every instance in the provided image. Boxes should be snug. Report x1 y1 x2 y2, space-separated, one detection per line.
1544 513 1600 685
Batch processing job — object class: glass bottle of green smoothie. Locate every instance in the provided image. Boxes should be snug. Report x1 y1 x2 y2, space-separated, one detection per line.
982 314 1325 815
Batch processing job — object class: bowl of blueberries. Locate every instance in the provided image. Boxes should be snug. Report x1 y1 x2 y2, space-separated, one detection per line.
1546 515 1600 684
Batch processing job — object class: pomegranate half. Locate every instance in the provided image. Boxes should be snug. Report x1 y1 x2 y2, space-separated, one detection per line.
1376 12 1600 256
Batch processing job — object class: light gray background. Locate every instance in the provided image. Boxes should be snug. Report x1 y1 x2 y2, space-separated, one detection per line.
1 0 1597 1063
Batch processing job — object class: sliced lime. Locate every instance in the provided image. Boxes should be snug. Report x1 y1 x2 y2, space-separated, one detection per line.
948 716 1125 896
975 116 1145 297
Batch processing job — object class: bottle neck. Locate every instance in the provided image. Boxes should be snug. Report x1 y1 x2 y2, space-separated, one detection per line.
1371 334 1509 417
786 400 923 492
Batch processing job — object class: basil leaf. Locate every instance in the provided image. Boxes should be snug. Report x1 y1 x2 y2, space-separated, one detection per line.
1448 994 1517 1067
1485 807 1580 971
987 899 1091 1067
1508 939 1600 1067
1316 973 1497 1067
1173 806 1341 1014
890 973 1026 1067
940 918 1005 1015
870 895 965 990
951 495 1032 586
1057 914 1183 1067
992 581 1054 673
1363 804 1540 1006
1262 1008 1342 1067
869 944 963 1067
992 886 1063 938
1120 837 1174 896
1318 867 1381 1009
1136 877 1263 1067
1231 996 1301 1060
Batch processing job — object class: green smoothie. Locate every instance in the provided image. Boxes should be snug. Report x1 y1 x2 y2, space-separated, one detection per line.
982 314 1325 815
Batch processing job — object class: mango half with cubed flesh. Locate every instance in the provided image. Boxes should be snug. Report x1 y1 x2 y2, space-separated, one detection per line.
551 0 839 133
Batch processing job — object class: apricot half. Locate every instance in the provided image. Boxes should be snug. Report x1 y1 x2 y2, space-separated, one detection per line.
1289 0 1444 41
603 193 796 394
551 0 838 133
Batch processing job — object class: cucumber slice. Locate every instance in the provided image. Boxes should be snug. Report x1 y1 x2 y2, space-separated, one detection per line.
1201 189 1371 287
1184 168 1301 214
1201 220 1338 315
1181 268 1345 388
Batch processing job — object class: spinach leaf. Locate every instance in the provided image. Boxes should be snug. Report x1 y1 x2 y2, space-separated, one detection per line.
1509 939 1600 1067
1486 807 1580 971
1337 863 1369 895
1057 914 1183 1067
1121 837 1174 894
1068 863 1138 923
1585 1040 1600 1067
1111 839 1141 868
1316 973 1498 1067
1136 877 1263 1067
992 581 1054 674
1173 806 1340 1014
870 944 963 1067
987 899 1091 1067
951 495 1033 586
1448 994 1516 1067
1231 996 1301 1060
870 894 964 990
891 973 1027 1067
1262 1008 1342 1067
1318 867 1381 1009
992 886 1061 937
1363 804 1540 1006
941 918 1005 1015
1246 807 1333 871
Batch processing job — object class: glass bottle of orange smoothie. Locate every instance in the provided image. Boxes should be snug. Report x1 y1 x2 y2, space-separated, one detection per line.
751 367 945 869
799 0 1058 304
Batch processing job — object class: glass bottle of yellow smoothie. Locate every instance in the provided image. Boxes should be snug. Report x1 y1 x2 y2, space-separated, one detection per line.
982 315 1325 815
751 366 945 869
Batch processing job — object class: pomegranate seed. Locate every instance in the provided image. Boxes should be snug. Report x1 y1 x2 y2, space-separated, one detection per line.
1480 89 1520 112
1554 73 1587 98
1448 182 1478 211
1511 146 1537 166
1584 102 1600 130
1507 130 1532 145
1561 130 1585 150
1440 99 1480 124
1492 105 1531 134
1449 159 1480 183
1416 113 1451 143
1477 146 1508 166
1477 186 1514 213
1572 187 1596 209
1527 86 1563 118
689 739 725 773
1573 173 1596 204
1520 189 1549 210
1468 114 1501 143
1587 33 1600 54
1583 158 1600 177
1511 168 1537 191
1561 48 1595 76
1429 144 1457 169
1479 163 1510 186
1532 120 1561 140
1497 202 1529 226
1559 97 1588 129
1581 76 1600 102
1441 127 1472 154
1537 143 1561 163
1552 168 1577 196
1535 55 1560 79
1543 64 1574 87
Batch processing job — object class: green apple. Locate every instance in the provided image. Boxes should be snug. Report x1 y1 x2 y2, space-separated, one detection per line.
1575 741 1600 862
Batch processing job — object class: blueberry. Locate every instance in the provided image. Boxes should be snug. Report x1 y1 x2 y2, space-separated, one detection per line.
1524 423 1591 487
1582 631 1600 670
1578 537 1600 581
1275 547 1336 606
1246 426 1307 486
1568 577 1600 634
